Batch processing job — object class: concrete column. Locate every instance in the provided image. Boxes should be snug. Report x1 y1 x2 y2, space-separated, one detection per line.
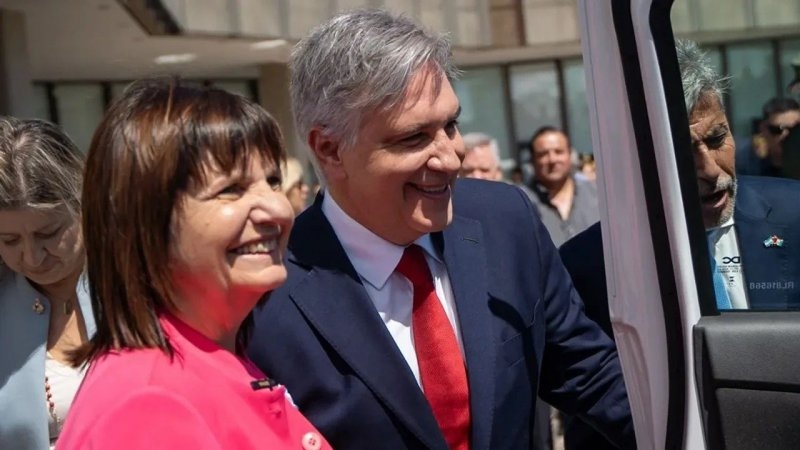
0 9 35 117
258 63 312 177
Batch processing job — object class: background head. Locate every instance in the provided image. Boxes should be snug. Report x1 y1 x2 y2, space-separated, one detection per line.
759 97 800 163
529 126 571 189
291 8 460 182
460 132 502 181
281 157 309 215
676 39 735 229
0 117 85 287
78 77 291 360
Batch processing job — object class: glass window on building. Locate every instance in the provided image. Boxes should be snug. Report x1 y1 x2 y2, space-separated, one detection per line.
30 84 50 122
52 84 105 154
779 38 800 95
702 46 723 79
726 42 778 139
508 62 561 163
562 59 592 156
211 80 256 101
452 66 513 166
110 82 133 101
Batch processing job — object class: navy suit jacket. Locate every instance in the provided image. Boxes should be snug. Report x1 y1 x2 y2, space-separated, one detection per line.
559 175 800 449
248 178 633 450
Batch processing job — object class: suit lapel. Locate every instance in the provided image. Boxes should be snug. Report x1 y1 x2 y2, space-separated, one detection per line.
287 196 447 450
441 216 495 450
735 183 793 309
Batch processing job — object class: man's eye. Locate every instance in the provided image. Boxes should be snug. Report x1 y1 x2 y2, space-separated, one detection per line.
445 120 459 136
1 237 19 245
399 133 426 146
707 134 727 149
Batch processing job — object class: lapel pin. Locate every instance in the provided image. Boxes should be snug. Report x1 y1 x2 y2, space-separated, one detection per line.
763 235 785 248
32 299 45 314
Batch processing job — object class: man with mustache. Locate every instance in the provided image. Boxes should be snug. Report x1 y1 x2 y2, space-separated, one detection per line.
559 39 800 450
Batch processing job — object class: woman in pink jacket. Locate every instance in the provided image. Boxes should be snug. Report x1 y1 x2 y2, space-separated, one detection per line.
57 78 331 450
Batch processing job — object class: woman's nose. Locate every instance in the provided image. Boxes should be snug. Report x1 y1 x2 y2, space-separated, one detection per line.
22 239 46 268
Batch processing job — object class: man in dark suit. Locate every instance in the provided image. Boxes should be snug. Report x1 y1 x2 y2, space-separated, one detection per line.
559 39 800 450
247 9 633 450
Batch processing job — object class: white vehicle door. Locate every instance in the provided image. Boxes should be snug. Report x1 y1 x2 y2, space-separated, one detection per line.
578 0 800 448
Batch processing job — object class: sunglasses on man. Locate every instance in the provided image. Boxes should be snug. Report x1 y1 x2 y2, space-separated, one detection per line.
766 123 798 135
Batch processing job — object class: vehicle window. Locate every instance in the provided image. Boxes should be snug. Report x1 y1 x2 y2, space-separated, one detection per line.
669 2 800 312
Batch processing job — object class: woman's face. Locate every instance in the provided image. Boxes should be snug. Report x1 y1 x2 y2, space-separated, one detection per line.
169 152 294 318
0 206 83 287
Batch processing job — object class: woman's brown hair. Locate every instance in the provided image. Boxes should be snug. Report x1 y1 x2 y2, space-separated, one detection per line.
72 78 285 365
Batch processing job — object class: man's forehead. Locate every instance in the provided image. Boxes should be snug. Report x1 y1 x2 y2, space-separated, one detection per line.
769 110 800 124
375 76 458 129
533 132 568 149
689 95 726 126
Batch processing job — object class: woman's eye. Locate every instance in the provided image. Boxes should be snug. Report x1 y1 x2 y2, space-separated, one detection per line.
218 184 245 196
267 175 282 191
36 228 60 239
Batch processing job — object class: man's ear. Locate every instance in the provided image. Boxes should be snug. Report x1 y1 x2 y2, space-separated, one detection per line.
308 127 346 181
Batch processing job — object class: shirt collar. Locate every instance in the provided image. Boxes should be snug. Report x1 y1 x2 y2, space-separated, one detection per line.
321 190 442 290
706 215 735 239
530 175 580 201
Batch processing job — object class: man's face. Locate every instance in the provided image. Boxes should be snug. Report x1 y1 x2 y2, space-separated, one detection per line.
531 131 571 188
460 144 502 181
761 109 800 164
689 94 737 229
322 68 464 245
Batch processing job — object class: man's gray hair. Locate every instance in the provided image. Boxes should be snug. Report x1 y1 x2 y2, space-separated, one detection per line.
462 132 500 161
676 39 728 113
0 117 84 218
290 9 460 160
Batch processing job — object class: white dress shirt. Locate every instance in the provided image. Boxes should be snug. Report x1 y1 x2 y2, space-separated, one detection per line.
322 192 464 387
707 217 749 309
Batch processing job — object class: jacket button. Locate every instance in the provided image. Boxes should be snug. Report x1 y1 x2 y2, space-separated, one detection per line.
301 432 322 450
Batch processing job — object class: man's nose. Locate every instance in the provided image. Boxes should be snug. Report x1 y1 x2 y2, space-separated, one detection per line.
429 137 463 172
693 146 720 180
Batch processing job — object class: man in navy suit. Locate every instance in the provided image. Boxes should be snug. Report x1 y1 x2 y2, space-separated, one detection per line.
248 9 634 450
559 40 800 450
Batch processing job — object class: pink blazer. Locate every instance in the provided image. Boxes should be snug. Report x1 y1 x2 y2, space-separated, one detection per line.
57 314 331 450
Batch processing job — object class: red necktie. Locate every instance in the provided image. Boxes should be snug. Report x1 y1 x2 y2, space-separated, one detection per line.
396 245 471 450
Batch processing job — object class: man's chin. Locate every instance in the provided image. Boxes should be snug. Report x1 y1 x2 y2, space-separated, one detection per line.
411 209 453 234
702 201 735 229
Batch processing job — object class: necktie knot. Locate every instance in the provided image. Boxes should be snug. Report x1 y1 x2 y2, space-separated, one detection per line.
396 245 434 291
